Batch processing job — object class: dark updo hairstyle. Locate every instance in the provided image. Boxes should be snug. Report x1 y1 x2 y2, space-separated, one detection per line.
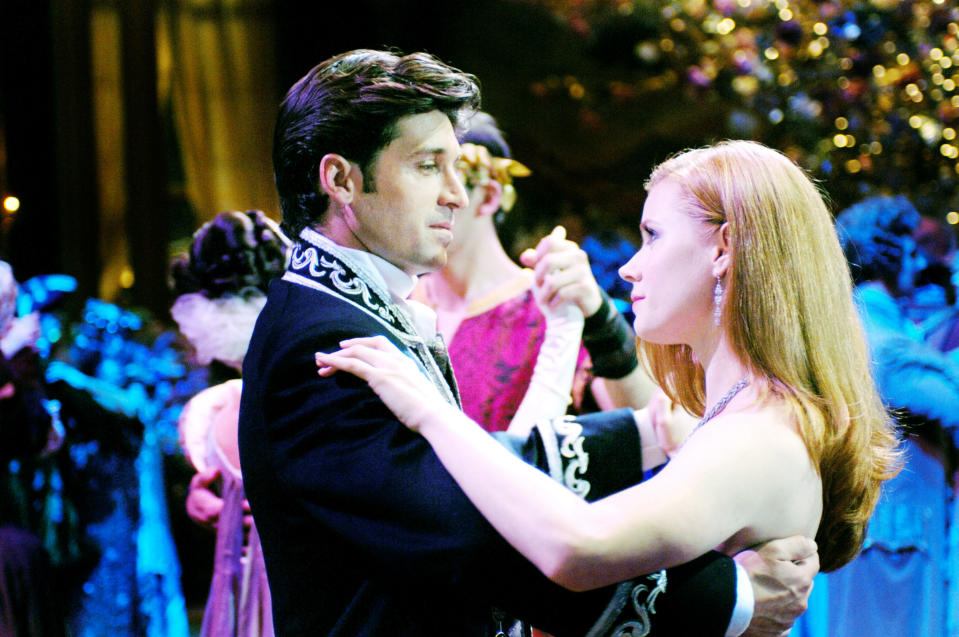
273 48 481 238
170 210 290 299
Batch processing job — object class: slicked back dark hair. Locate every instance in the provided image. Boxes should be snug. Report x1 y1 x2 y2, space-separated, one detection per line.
273 49 481 238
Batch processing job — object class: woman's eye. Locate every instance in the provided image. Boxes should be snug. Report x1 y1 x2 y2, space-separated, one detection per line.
419 162 440 172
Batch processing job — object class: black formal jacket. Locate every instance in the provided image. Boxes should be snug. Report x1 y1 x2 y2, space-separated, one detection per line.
238 231 738 636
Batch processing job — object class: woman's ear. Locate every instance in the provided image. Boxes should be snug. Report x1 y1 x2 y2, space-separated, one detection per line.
712 222 732 277
318 154 358 204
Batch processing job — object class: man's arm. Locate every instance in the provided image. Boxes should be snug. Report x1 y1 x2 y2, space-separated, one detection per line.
499 409 744 636
512 413 818 637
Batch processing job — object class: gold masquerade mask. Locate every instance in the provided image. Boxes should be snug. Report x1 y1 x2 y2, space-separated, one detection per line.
456 143 531 212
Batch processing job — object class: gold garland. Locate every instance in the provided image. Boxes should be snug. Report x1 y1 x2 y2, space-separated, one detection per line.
456 142 531 212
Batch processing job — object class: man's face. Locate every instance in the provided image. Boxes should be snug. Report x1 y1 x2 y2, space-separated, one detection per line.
347 111 469 276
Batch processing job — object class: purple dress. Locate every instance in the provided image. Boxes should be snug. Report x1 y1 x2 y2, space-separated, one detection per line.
179 381 272 637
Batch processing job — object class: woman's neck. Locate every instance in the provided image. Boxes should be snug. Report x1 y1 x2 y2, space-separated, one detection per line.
699 336 752 410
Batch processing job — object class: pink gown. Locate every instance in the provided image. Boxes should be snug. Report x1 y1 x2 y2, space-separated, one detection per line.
414 271 591 432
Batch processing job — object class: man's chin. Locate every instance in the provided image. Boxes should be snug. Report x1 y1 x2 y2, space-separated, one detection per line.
408 250 448 276
429 251 449 272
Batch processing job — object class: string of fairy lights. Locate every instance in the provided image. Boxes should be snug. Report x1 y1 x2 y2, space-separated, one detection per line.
523 0 959 222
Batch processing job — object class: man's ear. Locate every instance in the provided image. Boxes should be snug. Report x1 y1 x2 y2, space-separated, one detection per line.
712 222 732 277
318 154 359 204
476 180 503 218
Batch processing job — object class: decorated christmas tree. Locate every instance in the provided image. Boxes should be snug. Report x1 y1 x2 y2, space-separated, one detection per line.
521 0 959 221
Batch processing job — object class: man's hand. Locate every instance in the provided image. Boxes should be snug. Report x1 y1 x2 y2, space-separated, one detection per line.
186 467 224 531
520 226 604 318
647 389 696 458
736 535 819 637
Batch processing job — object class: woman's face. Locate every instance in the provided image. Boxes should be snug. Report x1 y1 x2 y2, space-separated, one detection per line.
619 179 721 346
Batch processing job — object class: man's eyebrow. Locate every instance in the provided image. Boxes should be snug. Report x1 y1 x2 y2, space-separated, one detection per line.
411 147 450 156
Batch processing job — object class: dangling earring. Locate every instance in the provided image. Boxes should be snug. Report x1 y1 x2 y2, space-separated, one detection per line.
713 276 723 326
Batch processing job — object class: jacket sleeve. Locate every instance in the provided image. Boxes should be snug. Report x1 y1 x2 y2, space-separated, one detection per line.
495 409 739 636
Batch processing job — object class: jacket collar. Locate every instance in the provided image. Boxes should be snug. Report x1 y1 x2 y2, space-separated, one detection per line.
283 228 459 406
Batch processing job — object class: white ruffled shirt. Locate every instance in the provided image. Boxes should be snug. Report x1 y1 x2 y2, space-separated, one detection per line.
344 249 438 341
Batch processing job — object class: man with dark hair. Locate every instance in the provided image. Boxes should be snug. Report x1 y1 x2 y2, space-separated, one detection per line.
239 49 816 636
272 49 482 240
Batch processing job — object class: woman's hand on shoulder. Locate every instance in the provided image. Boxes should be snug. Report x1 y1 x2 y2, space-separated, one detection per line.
315 336 452 433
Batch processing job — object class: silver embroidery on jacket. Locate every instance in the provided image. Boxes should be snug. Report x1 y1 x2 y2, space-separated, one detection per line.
289 244 396 325
606 571 667 637
283 230 458 407
553 416 590 497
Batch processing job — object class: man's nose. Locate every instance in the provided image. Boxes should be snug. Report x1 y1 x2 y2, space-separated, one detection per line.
441 170 469 210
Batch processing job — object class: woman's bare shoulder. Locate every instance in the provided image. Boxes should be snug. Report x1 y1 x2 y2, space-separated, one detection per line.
679 400 822 547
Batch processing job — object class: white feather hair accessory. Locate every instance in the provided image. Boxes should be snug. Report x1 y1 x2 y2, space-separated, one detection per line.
170 291 266 370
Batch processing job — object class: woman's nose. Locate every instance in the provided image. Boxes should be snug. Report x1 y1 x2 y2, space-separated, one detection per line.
619 251 642 283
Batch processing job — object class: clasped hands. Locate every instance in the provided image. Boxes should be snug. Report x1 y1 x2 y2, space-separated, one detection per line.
520 225 603 319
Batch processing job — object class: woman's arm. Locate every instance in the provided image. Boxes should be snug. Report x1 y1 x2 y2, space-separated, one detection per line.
507 299 583 437
317 337 811 591
414 402 794 591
